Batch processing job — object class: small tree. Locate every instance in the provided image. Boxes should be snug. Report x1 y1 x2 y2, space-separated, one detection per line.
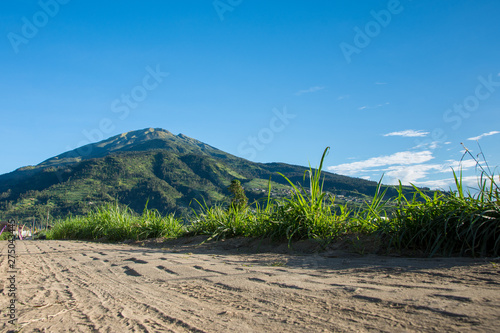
228 179 248 210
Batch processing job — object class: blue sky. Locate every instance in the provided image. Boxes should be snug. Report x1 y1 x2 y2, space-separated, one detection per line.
1 0 499 190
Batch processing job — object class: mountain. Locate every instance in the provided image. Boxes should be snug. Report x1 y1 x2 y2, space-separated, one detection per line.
0 128 407 222
0 128 229 182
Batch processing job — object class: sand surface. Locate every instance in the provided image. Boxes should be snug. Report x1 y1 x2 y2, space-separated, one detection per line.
1 238 499 332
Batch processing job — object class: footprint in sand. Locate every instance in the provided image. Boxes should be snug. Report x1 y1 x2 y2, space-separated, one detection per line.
123 266 141 277
156 265 179 275
125 257 148 264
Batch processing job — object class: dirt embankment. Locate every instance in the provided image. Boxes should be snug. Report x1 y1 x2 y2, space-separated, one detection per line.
1 237 499 332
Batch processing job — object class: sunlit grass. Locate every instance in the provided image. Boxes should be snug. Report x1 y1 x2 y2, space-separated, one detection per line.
188 200 267 240
0 232 13 241
47 203 185 241
267 148 355 245
380 145 500 257
189 148 371 246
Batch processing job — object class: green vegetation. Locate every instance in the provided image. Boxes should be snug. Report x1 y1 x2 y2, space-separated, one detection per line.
47 203 185 241
379 146 499 257
265 148 356 246
0 231 13 241
43 146 499 257
228 179 248 210
189 202 268 240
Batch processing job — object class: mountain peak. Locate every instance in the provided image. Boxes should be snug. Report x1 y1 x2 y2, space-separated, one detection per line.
32 128 227 170
118 128 172 140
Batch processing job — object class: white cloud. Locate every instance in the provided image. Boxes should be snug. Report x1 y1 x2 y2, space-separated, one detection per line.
327 151 434 175
295 86 325 96
328 150 479 187
381 159 477 185
337 95 350 100
358 103 389 111
428 141 439 150
412 175 479 191
412 141 440 150
429 141 439 149
467 131 500 141
384 130 429 137
375 82 387 85
443 159 477 171
383 164 439 185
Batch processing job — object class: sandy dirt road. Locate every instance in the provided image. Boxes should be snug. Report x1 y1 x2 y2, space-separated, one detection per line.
1 239 499 332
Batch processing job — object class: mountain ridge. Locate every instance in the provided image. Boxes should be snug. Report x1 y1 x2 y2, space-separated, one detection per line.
38 128 230 168
0 128 229 182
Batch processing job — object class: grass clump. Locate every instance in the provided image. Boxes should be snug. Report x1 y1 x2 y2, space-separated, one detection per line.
189 148 373 246
48 203 185 241
382 145 499 257
268 148 355 244
0 232 13 241
189 203 260 240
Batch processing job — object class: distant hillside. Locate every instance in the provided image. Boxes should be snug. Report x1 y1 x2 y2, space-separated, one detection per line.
0 128 412 222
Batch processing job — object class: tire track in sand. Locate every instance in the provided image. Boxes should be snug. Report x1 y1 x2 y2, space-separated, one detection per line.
1 240 498 332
